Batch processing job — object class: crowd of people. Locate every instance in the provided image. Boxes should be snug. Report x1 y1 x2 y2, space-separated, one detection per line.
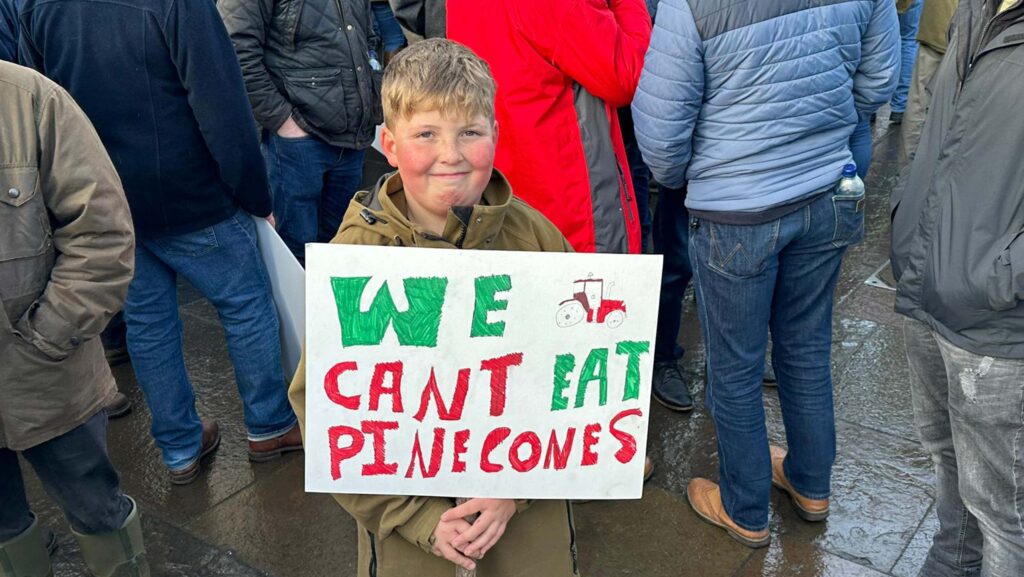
1 0 1021 577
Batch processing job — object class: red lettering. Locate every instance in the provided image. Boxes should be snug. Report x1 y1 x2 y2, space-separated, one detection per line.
581 423 601 466
324 362 360 410
404 427 445 479
480 427 511 473
361 421 399 476
609 409 642 464
479 352 524 417
327 425 364 480
412 368 470 422
543 428 576 470
509 431 542 472
452 429 470 473
369 361 404 413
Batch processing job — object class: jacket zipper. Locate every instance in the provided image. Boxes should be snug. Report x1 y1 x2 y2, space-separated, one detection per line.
454 223 468 249
368 531 377 577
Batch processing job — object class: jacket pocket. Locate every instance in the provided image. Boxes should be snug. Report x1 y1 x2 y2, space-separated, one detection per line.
0 167 53 305
280 67 349 136
987 228 1024 311
831 189 866 248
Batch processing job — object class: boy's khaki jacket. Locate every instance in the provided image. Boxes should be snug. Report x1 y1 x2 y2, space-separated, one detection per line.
288 171 580 577
0 62 134 450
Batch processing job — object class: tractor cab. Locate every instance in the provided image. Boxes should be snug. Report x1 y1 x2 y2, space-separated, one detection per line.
574 278 604 312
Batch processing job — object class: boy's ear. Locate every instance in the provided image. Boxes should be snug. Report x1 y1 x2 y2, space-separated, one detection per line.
492 120 499 144
380 126 400 168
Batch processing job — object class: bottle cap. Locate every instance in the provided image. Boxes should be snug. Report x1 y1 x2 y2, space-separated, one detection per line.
843 163 857 177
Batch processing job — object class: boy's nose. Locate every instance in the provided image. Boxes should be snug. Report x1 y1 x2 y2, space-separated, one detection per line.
439 139 462 163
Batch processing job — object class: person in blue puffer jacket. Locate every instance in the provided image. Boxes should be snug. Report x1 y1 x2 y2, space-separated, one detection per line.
633 0 898 548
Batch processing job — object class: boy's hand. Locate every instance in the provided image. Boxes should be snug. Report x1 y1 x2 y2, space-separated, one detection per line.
443 498 517 560
265 213 276 228
430 517 476 571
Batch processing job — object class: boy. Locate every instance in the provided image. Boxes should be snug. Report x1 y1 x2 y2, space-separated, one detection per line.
288 39 579 577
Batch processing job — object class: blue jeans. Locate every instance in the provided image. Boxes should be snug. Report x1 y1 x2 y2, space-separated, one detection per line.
904 319 1024 577
371 2 407 52
849 115 872 179
892 0 923 113
654 184 691 363
688 185 864 531
124 211 296 472
0 411 133 540
266 134 366 263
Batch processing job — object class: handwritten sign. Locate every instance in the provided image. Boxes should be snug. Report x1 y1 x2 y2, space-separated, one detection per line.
304 244 663 500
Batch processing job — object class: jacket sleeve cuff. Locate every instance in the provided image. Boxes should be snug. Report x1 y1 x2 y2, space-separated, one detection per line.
394 498 451 555
14 301 80 361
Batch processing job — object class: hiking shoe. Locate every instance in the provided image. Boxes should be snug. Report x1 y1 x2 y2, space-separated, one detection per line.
652 362 694 412
889 111 904 125
248 423 304 462
687 478 770 548
105 392 133 419
168 418 220 485
770 445 830 522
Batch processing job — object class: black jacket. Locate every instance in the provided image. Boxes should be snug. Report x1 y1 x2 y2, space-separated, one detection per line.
892 0 1024 358
18 0 271 238
390 0 445 38
219 0 382 149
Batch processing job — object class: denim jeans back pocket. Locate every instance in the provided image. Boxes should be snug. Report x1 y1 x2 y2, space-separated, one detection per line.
696 218 779 279
153 226 219 258
831 190 866 248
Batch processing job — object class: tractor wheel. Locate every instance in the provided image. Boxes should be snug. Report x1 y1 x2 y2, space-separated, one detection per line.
605 310 626 329
556 301 586 328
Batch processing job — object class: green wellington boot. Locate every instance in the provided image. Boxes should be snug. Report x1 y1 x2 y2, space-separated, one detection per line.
72 497 150 577
0 515 53 577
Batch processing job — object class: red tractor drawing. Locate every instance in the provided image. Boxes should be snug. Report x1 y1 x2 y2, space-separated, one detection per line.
555 277 627 329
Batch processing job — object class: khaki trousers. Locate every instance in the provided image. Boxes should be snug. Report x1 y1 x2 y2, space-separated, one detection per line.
899 43 945 162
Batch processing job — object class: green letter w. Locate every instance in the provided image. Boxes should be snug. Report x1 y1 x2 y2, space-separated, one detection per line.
330 277 448 347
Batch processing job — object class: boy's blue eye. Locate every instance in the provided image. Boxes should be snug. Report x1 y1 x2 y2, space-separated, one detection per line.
463 130 481 137
416 131 434 138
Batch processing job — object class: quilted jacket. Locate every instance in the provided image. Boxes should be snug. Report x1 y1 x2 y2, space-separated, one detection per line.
633 0 900 213
219 0 382 149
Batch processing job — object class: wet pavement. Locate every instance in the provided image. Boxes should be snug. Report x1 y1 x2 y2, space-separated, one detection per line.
20 113 934 577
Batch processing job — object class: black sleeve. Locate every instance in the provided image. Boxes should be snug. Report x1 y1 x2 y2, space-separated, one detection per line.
163 0 272 217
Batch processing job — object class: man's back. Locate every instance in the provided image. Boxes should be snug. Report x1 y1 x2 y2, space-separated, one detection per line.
18 0 270 237
634 0 899 212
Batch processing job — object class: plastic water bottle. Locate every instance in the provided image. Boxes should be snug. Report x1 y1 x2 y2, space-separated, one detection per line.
368 50 382 72
836 163 864 196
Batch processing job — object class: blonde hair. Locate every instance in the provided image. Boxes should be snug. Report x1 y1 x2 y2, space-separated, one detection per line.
382 38 497 128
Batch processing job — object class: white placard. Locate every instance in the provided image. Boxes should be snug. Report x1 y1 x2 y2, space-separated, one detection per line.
253 217 306 381
304 244 662 500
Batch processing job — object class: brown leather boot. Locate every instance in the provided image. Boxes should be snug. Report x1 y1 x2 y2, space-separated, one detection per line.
770 445 829 521
168 418 220 485
687 478 770 548
248 423 303 462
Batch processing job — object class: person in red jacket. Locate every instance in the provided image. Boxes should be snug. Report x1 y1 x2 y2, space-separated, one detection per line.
393 0 652 254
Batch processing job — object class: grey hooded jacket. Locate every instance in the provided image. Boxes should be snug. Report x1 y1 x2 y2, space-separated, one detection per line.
892 0 1024 358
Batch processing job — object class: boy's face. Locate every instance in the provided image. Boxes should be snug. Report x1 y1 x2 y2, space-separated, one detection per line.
381 109 497 222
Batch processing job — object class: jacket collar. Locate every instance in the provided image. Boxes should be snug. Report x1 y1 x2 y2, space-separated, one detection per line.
371 170 514 249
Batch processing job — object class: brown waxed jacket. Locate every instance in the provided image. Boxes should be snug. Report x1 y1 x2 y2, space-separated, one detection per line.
288 171 580 577
0 61 134 450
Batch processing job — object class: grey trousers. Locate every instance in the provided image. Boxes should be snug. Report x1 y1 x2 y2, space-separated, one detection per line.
899 43 944 163
903 318 1024 577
